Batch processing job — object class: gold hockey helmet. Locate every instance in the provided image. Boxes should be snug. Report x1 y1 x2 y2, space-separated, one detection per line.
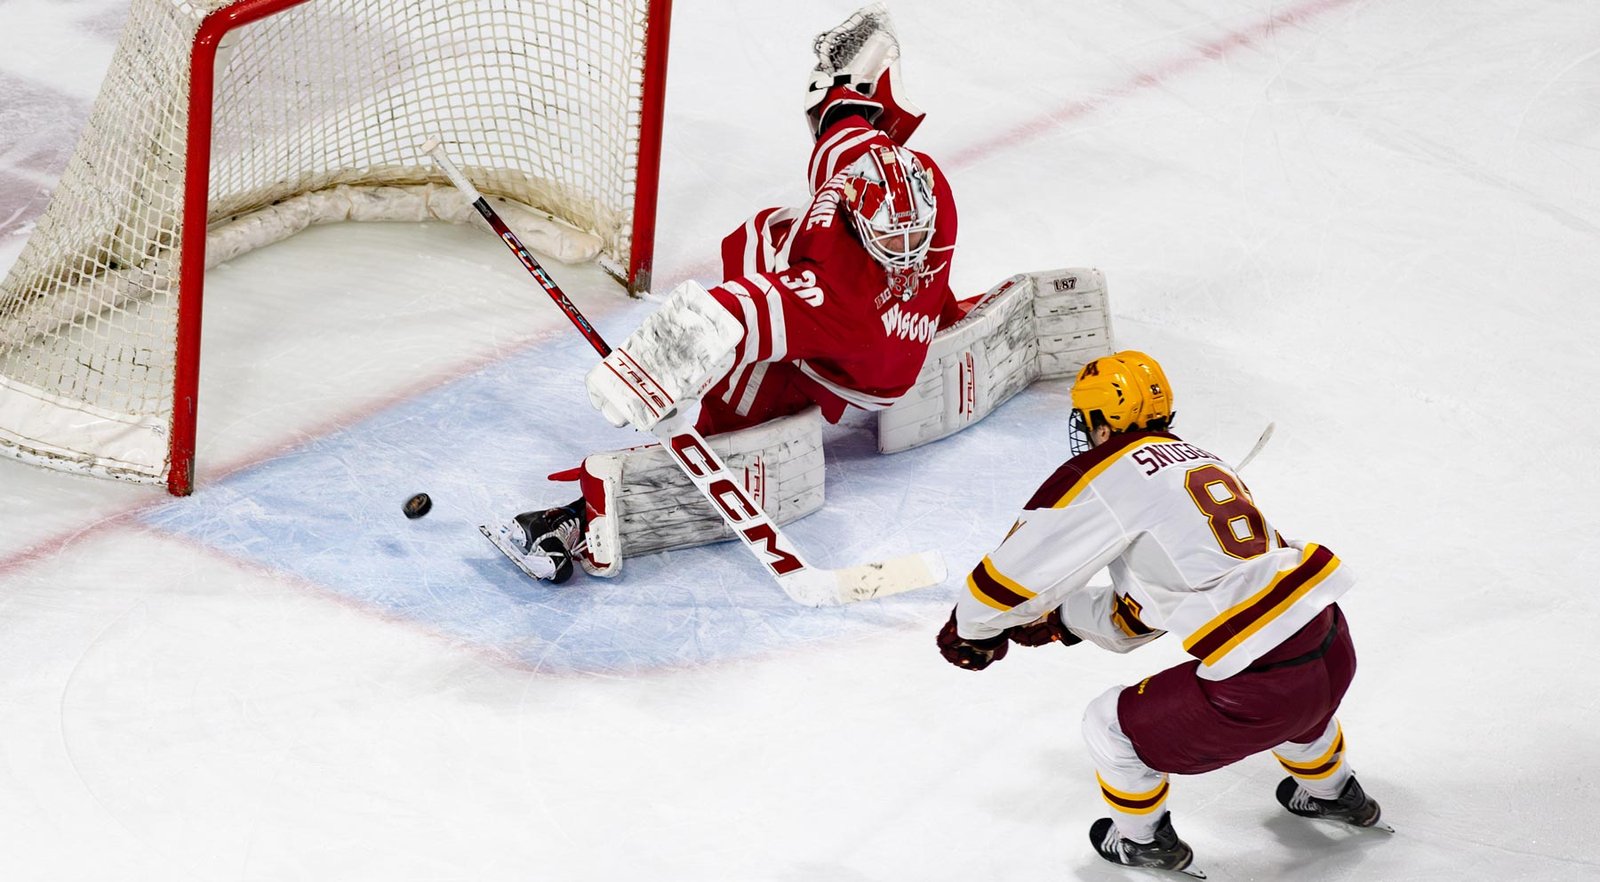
1070 350 1175 436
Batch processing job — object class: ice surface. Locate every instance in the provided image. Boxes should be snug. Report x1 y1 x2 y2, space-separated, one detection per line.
3 1 1599 880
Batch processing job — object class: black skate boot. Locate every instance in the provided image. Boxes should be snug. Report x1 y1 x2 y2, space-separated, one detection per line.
511 500 587 584
480 499 587 584
1275 776 1389 831
1090 813 1203 878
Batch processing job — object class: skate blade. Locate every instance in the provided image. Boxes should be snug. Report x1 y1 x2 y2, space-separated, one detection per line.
1179 866 1207 879
1306 815 1396 835
479 523 557 581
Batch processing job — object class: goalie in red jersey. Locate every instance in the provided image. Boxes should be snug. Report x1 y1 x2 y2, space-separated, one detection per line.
482 4 968 584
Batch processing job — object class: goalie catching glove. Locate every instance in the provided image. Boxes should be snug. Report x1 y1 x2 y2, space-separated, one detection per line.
803 3 925 144
585 280 745 432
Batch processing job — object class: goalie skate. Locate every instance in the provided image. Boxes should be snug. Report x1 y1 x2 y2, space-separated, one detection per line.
481 522 556 582
479 504 586 585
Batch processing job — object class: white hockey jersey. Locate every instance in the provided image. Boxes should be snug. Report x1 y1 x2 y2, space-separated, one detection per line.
955 431 1353 680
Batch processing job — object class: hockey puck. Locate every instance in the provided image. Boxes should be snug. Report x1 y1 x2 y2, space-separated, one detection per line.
403 492 433 519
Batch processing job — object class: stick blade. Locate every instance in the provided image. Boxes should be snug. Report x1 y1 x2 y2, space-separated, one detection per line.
779 550 946 606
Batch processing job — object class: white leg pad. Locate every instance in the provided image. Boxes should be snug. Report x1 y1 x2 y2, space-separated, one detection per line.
579 407 826 570
876 267 1113 454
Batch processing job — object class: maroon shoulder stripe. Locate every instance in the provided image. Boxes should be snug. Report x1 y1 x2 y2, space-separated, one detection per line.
1187 545 1337 662
1023 431 1177 511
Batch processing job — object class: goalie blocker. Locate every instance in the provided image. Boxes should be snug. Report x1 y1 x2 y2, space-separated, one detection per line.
877 267 1114 453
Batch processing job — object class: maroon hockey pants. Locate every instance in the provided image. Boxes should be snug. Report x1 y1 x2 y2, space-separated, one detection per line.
1117 604 1356 775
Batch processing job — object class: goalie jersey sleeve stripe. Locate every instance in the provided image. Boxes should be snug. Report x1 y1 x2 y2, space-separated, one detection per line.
809 126 879 192
1182 544 1340 665
747 274 789 361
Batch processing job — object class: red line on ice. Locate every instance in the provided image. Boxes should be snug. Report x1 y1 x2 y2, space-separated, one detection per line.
0 0 1367 645
666 0 1365 284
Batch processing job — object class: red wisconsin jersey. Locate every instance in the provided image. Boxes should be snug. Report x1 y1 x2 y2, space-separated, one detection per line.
696 115 961 435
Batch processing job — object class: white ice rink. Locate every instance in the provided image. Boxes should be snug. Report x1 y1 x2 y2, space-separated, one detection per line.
3 0 1599 879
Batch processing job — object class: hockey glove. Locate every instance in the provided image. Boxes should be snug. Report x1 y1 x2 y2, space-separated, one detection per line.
1006 608 1084 648
803 6 925 143
937 610 1009 671
583 280 743 432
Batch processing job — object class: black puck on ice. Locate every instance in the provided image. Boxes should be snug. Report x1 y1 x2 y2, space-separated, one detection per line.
403 492 433 519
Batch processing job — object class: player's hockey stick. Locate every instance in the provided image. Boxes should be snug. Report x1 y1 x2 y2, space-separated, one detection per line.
1236 422 1275 471
424 140 945 606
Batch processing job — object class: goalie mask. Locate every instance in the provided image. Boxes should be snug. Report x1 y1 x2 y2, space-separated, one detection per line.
1068 351 1175 456
841 143 938 295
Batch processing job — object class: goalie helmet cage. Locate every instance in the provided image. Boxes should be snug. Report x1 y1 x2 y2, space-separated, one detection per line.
0 0 672 495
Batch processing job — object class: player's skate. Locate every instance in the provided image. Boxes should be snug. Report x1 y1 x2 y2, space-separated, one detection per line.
479 500 587 584
1089 814 1206 878
1275 776 1392 832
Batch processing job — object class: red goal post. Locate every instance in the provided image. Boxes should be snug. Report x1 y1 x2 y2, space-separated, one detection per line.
0 0 672 495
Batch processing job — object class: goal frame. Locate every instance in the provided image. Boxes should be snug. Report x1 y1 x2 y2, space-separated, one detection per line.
98 0 671 496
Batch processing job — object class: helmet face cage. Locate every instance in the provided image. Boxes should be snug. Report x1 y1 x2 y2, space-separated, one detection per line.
844 144 937 271
1069 409 1095 457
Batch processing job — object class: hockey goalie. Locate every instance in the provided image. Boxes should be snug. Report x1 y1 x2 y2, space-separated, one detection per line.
485 5 1112 585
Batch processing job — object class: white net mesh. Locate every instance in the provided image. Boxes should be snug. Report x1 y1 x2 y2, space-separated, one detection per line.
0 0 656 485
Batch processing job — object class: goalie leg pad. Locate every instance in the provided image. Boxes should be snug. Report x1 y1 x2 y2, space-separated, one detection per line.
1034 267 1116 378
876 267 1114 454
559 407 827 575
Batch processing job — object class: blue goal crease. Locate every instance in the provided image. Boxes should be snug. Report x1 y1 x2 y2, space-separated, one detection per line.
139 339 1066 674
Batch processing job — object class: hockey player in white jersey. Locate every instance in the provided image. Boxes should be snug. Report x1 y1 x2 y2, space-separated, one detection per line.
936 351 1385 876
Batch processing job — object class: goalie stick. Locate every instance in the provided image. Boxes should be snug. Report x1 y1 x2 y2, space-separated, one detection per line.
423 140 945 606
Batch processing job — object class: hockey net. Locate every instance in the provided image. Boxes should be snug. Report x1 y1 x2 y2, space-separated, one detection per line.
0 0 669 493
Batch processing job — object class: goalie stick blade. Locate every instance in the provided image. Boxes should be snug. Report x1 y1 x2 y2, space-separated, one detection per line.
479 523 558 582
778 550 947 606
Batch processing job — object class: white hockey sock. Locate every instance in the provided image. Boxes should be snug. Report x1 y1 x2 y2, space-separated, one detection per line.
1082 687 1169 842
1272 718 1353 800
